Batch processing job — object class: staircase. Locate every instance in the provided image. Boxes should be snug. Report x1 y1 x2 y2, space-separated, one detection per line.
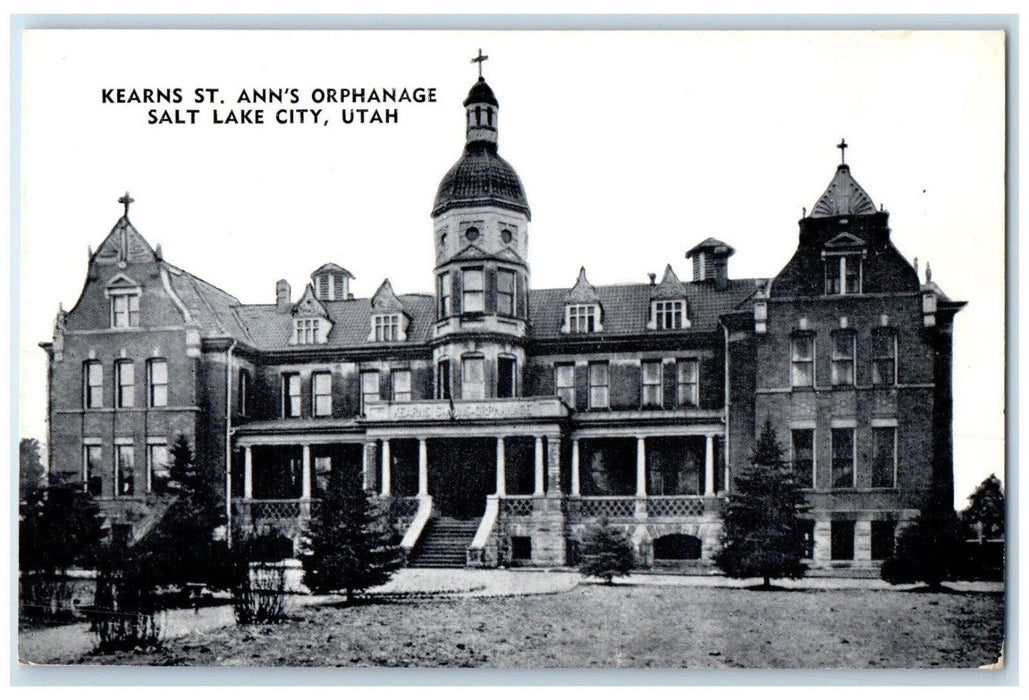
408 517 480 568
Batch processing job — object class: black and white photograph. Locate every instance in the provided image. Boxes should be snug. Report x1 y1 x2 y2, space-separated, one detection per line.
14 23 1007 673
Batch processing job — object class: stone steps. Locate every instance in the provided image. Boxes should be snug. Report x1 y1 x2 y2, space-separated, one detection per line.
408 517 480 568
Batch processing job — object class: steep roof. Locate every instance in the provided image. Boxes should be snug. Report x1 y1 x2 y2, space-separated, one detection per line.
164 264 252 342
810 164 877 218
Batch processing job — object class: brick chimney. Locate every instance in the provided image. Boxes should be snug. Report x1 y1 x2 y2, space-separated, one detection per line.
276 279 291 311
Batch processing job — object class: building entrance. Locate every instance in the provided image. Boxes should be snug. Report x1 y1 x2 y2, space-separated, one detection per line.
428 437 496 518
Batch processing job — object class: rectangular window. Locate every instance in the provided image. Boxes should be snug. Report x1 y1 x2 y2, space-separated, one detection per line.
294 318 320 345
111 293 140 328
115 360 135 408
462 268 485 313
436 360 451 400
84 361 103 409
831 521 855 560
361 371 381 412
312 372 332 417
792 429 815 488
497 269 516 316
147 442 170 493
588 362 609 409
392 369 412 402
567 304 597 333
497 357 516 398
282 373 302 417
831 332 855 386
791 335 814 388
653 300 685 330
825 255 862 295
871 427 897 488
872 329 897 386
438 272 452 317
831 428 855 489
871 521 897 560
238 369 250 415
116 444 135 497
555 364 575 407
461 356 485 400
641 360 663 407
374 314 400 342
148 359 168 407
676 359 699 407
83 444 102 496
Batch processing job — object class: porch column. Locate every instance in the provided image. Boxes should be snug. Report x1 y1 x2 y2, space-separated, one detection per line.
380 439 391 497
570 438 580 496
418 438 429 496
534 436 544 496
243 445 253 499
495 437 506 496
636 436 647 497
362 442 376 491
301 444 312 500
704 434 715 497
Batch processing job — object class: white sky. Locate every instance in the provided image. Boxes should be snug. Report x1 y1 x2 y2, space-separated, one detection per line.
17 29 1005 509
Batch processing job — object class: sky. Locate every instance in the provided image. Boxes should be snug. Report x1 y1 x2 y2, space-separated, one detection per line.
17 29 1005 508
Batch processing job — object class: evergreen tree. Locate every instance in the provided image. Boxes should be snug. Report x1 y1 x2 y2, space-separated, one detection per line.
302 469 403 601
881 502 965 590
19 437 45 504
959 474 1004 540
20 483 104 575
579 518 635 584
715 419 808 587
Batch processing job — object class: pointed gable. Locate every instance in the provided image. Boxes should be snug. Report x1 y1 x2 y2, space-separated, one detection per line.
370 279 406 313
564 267 600 304
811 164 877 218
368 278 410 342
93 216 157 265
651 264 687 300
293 284 329 319
824 232 867 249
647 265 691 330
290 284 332 344
561 267 603 333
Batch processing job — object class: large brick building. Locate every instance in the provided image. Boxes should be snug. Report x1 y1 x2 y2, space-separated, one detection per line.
41 71 964 570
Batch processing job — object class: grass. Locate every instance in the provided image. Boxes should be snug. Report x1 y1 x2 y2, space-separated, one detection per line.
79 584 1004 668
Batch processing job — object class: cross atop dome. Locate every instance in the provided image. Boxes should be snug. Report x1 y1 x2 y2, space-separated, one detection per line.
471 48 489 79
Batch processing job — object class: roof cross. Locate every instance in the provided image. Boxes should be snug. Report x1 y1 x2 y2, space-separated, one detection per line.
118 191 135 217
471 48 489 78
837 138 848 164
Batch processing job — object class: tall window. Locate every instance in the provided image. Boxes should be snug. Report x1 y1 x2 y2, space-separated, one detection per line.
566 304 598 333
116 444 135 496
461 356 485 400
438 272 452 317
462 268 485 313
115 360 135 408
555 364 575 407
653 300 685 330
872 329 897 386
791 429 815 488
642 361 663 407
831 332 855 386
83 444 102 496
147 442 170 493
825 254 862 295
588 362 609 409
312 372 332 417
238 369 250 415
676 359 699 407
361 371 381 412
83 361 103 409
436 359 451 399
392 369 412 402
110 292 140 328
282 373 302 417
872 427 897 488
791 335 814 387
294 318 320 345
831 428 855 489
497 357 516 398
497 269 516 316
373 314 400 342
148 359 168 407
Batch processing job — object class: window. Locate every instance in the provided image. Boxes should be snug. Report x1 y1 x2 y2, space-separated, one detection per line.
588 362 609 409
373 314 400 342
282 373 302 417
392 369 412 402
676 359 699 407
555 364 575 407
294 318 320 345
497 269 516 316
791 335 814 388
438 272 452 317
465 226 480 242
83 361 103 409
436 360 451 400
871 521 896 560
497 357 516 398
312 372 332 417
871 427 897 488
831 332 855 386
110 292 140 328
831 521 855 560
462 268 484 313
825 254 862 295
792 429 815 488
116 444 135 496
115 360 134 408
831 428 855 489
642 361 663 407
801 521 815 559
653 300 685 330
566 304 598 333
147 443 170 493
148 359 167 407
462 356 485 400
238 369 250 415
872 329 897 386
83 444 102 496
361 371 381 412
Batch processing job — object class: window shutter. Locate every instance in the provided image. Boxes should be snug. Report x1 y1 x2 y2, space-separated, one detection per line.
453 271 462 314
663 360 676 408
485 267 497 314
333 275 344 300
574 363 588 410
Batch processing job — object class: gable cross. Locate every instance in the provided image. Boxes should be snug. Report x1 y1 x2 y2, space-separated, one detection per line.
471 48 489 78
837 138 848 164
118 191 135 217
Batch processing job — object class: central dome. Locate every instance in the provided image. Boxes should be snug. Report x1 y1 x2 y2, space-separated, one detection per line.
432 141 531 219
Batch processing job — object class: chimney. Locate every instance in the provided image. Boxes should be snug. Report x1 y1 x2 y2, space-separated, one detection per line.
686 238 735 290
276 279 291 311
648 272 657 286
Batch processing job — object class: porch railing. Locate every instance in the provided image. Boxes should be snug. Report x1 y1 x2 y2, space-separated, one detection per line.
564 495 721 521
499 497 534 518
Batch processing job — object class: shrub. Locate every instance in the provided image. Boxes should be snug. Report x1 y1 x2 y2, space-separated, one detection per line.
88 545 165 653
231 531 295 625
881 505 965 590
579 519 634 584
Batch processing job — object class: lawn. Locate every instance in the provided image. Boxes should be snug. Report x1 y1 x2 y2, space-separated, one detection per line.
82 584 1004 669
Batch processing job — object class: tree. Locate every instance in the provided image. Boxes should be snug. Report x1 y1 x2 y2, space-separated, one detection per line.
960 474 1004 541
578 518 634 584
19 437 45 503
715 419 808 588
302 469 403 601
881 502 966 591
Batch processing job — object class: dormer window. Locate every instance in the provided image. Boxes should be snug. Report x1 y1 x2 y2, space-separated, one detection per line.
373 313 401 342
110 292 140 328
294 318 321 345
652 300 686 330
565 304 600 333
825 253 862 295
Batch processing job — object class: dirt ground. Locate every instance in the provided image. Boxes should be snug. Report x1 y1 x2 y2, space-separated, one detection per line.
74 584 1005 669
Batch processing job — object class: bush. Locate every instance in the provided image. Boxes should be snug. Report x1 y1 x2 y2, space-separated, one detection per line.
88 545 165 653
881 506 966 590
231 532 295 625
579 519 634 584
